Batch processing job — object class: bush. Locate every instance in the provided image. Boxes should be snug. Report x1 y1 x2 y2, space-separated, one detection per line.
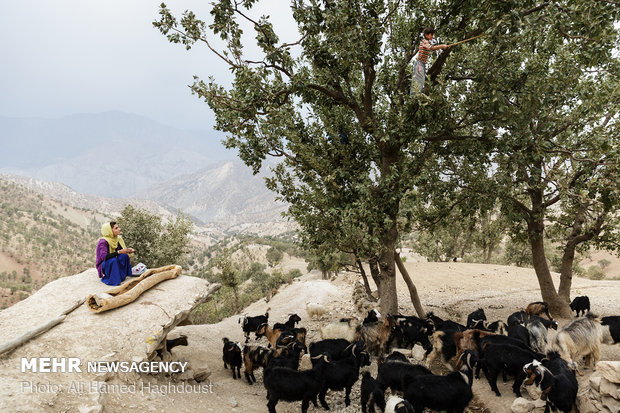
598 259 611 269
117 205 193 268
288 268 303 279
266 246 284 267
587 265 605 280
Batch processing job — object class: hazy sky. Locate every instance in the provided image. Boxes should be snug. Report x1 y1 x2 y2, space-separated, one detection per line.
0 1 296 132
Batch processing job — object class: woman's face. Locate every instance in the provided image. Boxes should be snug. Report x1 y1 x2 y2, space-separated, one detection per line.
112 224 121 237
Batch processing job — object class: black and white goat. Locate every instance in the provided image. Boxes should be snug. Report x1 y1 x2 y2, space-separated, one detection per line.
403 350 476 413
569 296 590 317
239 311 269 342
222 337 243 380
361 371 386 413
466 308 487 330
523 352 578 413
363 309 382 324
263 354 330 413
388 314 434 355
385 395 414 413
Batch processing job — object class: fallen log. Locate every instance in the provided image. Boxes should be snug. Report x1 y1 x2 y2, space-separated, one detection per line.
87 265 182 313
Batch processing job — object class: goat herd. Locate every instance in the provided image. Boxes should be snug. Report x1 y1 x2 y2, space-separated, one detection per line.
216 297 619 413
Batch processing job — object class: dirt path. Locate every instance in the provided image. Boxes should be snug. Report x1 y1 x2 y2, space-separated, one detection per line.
101 261 620 413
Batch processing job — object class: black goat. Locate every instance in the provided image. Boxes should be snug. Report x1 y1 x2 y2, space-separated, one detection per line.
222 337 243 380
239 311 269 342
381 350 410 364
273 313 302 330
478 342 544 397
309 338 353 364
318 342 371 409
569 296 590 317
361 371 386 413
263 354 330 413
601 315 620 344
426 312 467 332
508 324 531 346
243 345 274 384
377 360 432 393
267 341 304 370
476 333 533 379
155 335 188 359
466 308 487 329
524 352 578 413
404 350 476 413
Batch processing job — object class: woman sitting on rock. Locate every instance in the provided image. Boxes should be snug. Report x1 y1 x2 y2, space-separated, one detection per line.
96 221 135 286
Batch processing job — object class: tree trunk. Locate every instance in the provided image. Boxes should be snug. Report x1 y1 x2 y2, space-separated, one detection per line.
528 221 572 318
557 242 577 303
557 211 605 302
321 270 329 280
395 251 425 317
356 257 376 301
378 248 398 315
368 257 382 296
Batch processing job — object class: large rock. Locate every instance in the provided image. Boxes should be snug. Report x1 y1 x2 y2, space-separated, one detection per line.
598 362 620 385
0 268 219 412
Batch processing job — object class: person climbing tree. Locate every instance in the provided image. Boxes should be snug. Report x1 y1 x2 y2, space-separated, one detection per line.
412 27 449 93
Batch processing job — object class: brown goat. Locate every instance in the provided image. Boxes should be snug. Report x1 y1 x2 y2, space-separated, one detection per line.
454 329 497 357
242 344 274 384
525 301 553 320
360 316 395 358
256 323 285 347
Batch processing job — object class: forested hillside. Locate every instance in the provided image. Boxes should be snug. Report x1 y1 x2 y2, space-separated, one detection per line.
0 179 102 308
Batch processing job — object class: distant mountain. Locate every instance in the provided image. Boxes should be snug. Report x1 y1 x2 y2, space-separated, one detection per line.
137 159 288 225
0 111 233 197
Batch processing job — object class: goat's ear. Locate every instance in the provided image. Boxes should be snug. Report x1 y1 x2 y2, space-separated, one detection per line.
466 351 472 368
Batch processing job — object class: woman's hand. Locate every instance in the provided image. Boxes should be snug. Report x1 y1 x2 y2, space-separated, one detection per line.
119 248 135 254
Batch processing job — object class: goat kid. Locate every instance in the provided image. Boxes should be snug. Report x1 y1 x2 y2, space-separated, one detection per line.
222 337 243 380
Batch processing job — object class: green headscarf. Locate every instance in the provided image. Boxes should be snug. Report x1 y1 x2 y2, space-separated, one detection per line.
101 222 127 253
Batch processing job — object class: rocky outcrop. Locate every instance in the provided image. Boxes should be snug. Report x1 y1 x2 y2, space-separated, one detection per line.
0 268 219 412
578 361 620 413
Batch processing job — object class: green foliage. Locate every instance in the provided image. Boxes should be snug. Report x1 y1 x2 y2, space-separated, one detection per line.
598 259 611 269
587 265 605 280
156 1 620 311
117 205 193 268
266 246 284 267
288 268 303 278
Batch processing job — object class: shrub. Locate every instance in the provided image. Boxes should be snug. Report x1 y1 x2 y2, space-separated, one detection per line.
587 265 605 280
598 259 611 269
288 269 303 279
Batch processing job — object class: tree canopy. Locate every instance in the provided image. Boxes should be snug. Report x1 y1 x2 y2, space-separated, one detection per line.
155 0 619 316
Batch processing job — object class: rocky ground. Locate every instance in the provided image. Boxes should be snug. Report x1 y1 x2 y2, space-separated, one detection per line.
106 255 620 413
1 255 618 412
